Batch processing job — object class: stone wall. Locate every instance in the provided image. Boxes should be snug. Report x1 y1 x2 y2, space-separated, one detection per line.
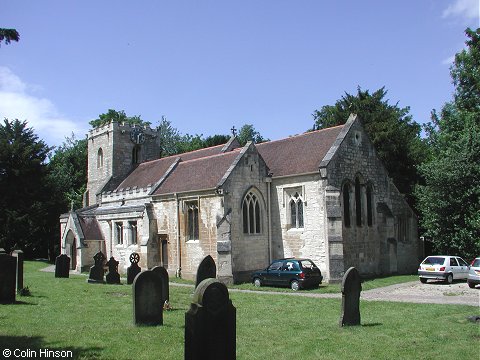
323 116 421 280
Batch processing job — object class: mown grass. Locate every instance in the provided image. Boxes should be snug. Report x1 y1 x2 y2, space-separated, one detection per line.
0 261 477 360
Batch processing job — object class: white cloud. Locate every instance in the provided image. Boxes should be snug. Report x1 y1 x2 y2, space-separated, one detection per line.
442 0 479 23
0 66 87 148
442 55 456 65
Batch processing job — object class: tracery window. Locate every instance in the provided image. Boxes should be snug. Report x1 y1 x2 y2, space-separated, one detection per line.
115 222 123 245
129 221 137 245
366 184 373 227
355 177 362 227
186 201 199 240
132 146 140 164
289 192 304 229
243 191 261 234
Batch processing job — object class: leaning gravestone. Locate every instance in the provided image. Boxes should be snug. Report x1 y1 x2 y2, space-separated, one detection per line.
185 278 236 360
0 250 17 304
11 250 24 292
55 254 70 278
195 255 216 288
87 251 106 284
339 267 362 327
127 252 141 285
133 270 164 326
151 266 169 304
106 257 121 285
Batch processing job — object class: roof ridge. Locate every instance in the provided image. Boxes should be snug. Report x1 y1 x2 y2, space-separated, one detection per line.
178 147 242 164
256 124 344 147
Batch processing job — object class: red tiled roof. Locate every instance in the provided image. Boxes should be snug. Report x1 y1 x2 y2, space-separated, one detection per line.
153 149 242 195
256 125 343 177
117 156 178 190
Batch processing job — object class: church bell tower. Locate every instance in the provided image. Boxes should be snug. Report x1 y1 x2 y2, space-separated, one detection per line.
85 122 160 206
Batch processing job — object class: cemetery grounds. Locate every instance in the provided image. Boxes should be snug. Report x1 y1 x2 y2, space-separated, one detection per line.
0 261 478 360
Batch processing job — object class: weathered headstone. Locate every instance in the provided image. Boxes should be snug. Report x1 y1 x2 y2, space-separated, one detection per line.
127 252 141 285
152 266 169 304
133 270 164 326
55 254 70 278
339 267 362 327
11 250 24 292
185 278 236 360
0 251 17 304
106 257 121 285
87 251 106 284
195 255 216 288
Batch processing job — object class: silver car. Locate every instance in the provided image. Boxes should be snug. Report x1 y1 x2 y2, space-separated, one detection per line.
467 257 480 289
418 255 469 284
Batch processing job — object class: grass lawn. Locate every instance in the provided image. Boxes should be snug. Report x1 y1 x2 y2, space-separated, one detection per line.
0 261 477 360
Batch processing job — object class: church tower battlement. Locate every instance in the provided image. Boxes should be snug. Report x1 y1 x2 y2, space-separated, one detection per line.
85 121 160 206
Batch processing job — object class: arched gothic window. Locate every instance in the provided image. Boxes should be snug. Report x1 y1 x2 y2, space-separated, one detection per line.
97 148 103 168
343 183 351 228
187 201 199 240
243 191 261 234
366 184 373 226
289 192 304 228
132 146 140 164
355 177 362 227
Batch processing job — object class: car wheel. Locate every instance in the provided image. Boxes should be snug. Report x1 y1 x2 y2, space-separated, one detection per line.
253 278 261 287
467 281 475 289
446 273 453 284
420 278 427 284
290 280 300 291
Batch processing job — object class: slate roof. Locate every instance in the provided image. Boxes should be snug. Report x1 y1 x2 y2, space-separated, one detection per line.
256 125 343 177
77 215 104 240
153 149 242 195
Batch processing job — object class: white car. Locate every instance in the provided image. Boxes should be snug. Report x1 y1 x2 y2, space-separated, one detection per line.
467 257 480 289
418 255 469 284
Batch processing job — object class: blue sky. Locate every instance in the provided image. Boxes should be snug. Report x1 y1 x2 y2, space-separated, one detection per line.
1 0 479 147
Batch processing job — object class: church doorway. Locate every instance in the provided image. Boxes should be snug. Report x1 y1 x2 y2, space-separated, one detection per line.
158 234 168 268
65 230 77 270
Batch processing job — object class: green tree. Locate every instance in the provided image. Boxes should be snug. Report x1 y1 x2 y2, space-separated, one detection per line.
237 124 268 146
47 134 87 210
0 119 52 257
415 28 480 260
89 109 150 128
156 116 182 158
312 87 426 207
0 28 19 46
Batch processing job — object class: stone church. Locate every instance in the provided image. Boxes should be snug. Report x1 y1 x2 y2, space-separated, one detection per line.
59 114 422 283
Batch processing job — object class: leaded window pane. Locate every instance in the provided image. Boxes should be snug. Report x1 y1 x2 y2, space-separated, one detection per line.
297 200 304 228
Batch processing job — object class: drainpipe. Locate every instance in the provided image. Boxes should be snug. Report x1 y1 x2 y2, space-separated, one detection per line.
175 193 181 277
266 176 273 263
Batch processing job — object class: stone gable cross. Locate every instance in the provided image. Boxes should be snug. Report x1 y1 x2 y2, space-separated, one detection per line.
231 126 237 137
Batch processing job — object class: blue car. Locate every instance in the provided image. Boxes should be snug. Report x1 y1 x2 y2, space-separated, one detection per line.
251 258 323 291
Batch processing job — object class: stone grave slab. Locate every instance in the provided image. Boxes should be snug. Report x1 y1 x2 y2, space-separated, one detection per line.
195 255 216 288
339 266 362 327
151 266 169 304
55 254 70 278
88 251 106 284
0 252 17 304
106 257 121 284
11 250 24 292
133 270 164 326
127 252 141 285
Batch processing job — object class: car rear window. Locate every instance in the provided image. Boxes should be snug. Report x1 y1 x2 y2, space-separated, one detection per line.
299 260 316 269
422 257 445 265
473 259 480 267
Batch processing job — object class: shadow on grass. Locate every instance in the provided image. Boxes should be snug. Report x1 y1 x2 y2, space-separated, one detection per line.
0 336 102 359
0 300 36 305
361 322 383 327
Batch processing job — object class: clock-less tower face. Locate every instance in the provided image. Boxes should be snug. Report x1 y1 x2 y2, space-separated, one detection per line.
130 127 145 145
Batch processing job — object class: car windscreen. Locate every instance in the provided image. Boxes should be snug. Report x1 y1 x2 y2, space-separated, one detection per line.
422 257 445 265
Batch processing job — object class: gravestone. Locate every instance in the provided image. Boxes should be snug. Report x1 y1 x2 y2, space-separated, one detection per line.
185 278 236 360
127 252 141 285
0 251 17 304
339 267 362 327
55 254 70 278
106 257 121 285
88 251 106 284
152 266 169 304
195 255 216 288
133 270 164 326
11 250 24 292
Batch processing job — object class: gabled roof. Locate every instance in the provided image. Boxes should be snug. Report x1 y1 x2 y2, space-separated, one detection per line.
256 125 343 177
77 215 104 240
153 149 242 195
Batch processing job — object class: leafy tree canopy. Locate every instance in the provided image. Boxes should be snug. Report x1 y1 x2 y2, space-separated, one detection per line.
0 119 52 256
312 87 427 208
0 28 19 46
415 28 480 260
237 124 269 146
89 109 151 128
